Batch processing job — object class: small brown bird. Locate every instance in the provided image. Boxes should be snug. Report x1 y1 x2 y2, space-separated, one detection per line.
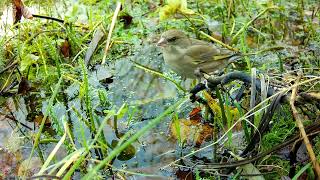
157 30 241 79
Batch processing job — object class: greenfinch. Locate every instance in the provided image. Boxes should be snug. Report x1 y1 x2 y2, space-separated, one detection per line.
157 30 240 79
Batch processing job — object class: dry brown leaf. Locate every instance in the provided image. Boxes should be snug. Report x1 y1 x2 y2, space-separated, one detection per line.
170 119 213 146
12 0 33 24
188 107 202 121
18 77 31 94
60 39 71 58
34 114 51 127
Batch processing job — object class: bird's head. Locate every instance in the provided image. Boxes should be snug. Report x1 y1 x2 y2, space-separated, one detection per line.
157 30 189 48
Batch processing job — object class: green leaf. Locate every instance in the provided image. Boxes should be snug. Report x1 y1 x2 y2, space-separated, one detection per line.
20 54 39 72
116 103 128 120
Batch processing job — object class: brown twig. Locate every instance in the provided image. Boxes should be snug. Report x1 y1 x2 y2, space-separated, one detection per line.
290 73 320 178
181 127 320 170
0 60 18 74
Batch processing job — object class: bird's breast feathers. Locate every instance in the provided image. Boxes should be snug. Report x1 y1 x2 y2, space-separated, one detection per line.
163 45 186 63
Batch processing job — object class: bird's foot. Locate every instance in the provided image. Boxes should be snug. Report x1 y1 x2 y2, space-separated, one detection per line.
193 68 207 80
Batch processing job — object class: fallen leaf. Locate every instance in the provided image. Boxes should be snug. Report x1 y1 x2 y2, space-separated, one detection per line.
239 163 264 180
60 39 71 58
203 91 240 125
12 0 33 24
34 114 51 127
170 119 213 146
188 107 202 121
18 77 31 94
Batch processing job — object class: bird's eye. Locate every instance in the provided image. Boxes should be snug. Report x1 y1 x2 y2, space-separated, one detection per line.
168 37 177 42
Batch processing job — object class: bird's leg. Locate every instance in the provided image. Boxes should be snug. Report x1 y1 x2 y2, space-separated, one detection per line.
194 67 206 83
189 68 207 103
194 67 213 91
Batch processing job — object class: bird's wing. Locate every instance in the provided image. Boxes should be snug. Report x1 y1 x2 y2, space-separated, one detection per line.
184 45 236 65
190 38 212 46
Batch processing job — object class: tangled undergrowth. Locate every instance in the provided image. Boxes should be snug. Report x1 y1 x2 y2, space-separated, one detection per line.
0 0 319 179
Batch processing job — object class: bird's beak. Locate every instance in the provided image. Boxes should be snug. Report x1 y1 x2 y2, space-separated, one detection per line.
156 38 167 47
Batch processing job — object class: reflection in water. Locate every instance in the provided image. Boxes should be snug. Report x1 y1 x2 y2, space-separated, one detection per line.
108 44 181 171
